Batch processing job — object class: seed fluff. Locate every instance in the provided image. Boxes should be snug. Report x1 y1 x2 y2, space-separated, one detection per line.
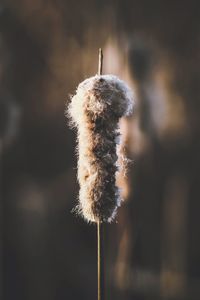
67 74 134 223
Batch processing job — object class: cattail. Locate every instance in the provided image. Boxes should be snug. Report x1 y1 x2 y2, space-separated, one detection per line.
68 74 133 223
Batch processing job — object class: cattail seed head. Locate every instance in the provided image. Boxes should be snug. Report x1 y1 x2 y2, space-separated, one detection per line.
67 75 133 223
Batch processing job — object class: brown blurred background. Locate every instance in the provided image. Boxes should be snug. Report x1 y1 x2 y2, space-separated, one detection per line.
1 0 200 299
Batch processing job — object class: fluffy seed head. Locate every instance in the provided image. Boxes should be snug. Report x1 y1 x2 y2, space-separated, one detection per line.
68 74 133 223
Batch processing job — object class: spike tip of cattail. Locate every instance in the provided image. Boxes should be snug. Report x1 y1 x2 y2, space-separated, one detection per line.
68 74 133 223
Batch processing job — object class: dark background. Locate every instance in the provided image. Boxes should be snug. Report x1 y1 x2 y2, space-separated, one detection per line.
1 0 200 299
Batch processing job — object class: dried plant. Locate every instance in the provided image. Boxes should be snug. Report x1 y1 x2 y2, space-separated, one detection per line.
67 74 133 223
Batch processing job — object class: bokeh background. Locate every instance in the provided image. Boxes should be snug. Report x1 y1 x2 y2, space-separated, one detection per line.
1 1 200 299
